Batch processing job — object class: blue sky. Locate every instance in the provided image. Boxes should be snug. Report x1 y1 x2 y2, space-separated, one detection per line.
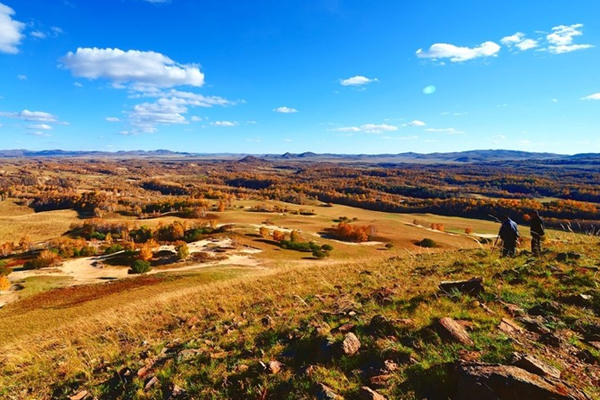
0 0 599 154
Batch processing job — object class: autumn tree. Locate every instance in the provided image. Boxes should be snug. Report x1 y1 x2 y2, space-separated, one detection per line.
176 241 189 260
259 226 270 239
272 230 286 242
290 230 302 242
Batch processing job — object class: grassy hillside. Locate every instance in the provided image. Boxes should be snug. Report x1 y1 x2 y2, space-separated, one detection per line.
1 232 598 399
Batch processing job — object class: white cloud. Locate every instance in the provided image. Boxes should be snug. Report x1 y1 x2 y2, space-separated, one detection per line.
129 97 188 133
334 123 398 134
546 24 592 54
340 75 378 86
211 120 238 127
416 41 500 62
425 127 464 135
0 109 58 122
138 88 232 107
61 48 205 89
501 32 538 51
31 30 46 39
581 93 600 101
422 85 436 95
0 2 25 54
405 120 426 127
274 106 298 113
28 123 52 130
73 82 83 87
190 116 202 122
105 117 120 122
17 74 27 80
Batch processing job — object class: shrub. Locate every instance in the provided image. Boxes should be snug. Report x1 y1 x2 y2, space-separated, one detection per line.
332 222 373 242
0 275 10 291
129 259 151 274
272 230 286 242
176 241 189 260
23 250 61 270
321 244 333 251
416 238 438 248
104 244 124 255
385 242 394 249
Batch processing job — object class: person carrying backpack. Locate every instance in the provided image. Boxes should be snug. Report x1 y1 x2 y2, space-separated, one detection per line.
497 215 520 257
529 211 545 256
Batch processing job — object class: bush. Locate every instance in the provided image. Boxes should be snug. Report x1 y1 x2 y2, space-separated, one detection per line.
0 275 10 291
321 244 333 251
176 241 189 260
23 250 61 270
104 244 124 255
129 259 151 274
385 242 394 249
416 238 438 248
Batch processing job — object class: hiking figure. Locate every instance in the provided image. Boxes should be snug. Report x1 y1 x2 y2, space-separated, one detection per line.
497 215 519 257
529 211 545 256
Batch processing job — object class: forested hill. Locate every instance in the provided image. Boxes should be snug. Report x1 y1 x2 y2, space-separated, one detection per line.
1 149 600 164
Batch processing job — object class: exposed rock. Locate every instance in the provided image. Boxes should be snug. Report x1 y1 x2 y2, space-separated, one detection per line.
371 287 395 305
539 332 562 347
383 359 398 372
316 383 343 400
261 315 274 327
512 353 561 379
575 349 598 364
336 322 356 334
438 317 474 346
268 360 283 374
503 302 525 317
455 362 590 400
369 374 393 387
69 391 90 400
359 386 387 400
369 315 396 336
144 376 159 390
560 293 592 308
556 252 581 262
498 317 524 335
342 332 361 355
528 301 561 316
517 315 551 335
439 277 484 296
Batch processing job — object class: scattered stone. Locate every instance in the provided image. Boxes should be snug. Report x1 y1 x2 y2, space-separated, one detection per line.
503 302 525 317
316 383 343 400
455 362 590 400
167 384 186 399
383 359 398 372
371 287 395 305
267 360 283 374
359 386 387 400
342 332 361 355
336 322 356 334
498 317 524 335
261 315 274 327
439 277 484 296
528 301 561 316
556 252 581 262
438 317 474 346
458 349 482 362
369 374 393 387
144 376 159 391
176 349 200 362
69 391 90 400
539 332 562 347
560 293 592 308
512 353 561 379
517 315 551 335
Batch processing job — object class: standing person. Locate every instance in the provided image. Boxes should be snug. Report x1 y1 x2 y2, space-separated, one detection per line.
497 215 520 257
529 211 545 256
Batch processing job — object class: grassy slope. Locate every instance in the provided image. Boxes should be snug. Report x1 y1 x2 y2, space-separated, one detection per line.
1 232 598 399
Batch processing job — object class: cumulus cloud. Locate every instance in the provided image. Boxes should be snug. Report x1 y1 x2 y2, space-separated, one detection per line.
0 2 25 54
105 117 120 122
211 120 238 127
340 75 378 86
546 24 592 54
0 109 58 122
128 97 188 133
404 120 426 127
61 48 205 89
334 123 398 134
422 85 436 95
581 93 600 101
501 32 538 51
274 106 298 113
416 41 500 62
28 123 52 130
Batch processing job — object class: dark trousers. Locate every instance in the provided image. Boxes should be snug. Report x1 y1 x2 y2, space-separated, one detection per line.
531 234 542 256
502 242 516 257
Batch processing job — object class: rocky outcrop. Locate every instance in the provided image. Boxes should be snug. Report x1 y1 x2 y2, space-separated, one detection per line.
438 317 474 346
455 362 590 400
439 278 484 295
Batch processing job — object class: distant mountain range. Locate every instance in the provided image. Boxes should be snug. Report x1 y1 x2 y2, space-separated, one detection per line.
0 149 599 164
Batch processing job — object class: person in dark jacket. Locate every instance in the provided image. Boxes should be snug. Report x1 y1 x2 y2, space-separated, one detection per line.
529 211 545 256
498 215 520 257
